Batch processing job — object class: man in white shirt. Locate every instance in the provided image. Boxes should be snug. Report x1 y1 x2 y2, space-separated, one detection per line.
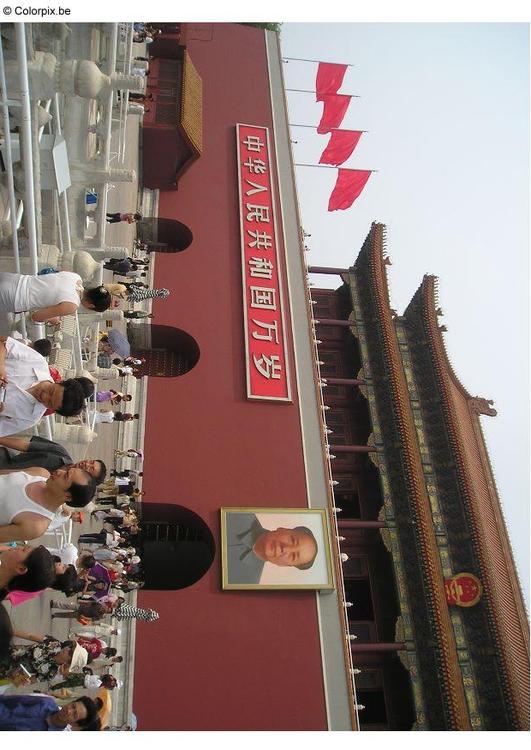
45 542 79 567
108 507 126 517
92 547 124 562
117 365 134 376
0 337 93 436
77 529 124 547
0 466 96 542
49 672 120 694
94 411 115 424
48 508 84 531
73 624 121 638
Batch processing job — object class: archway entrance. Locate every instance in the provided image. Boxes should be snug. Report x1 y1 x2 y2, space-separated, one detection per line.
137 218 193 253
128 324 200 378
138 503 215 590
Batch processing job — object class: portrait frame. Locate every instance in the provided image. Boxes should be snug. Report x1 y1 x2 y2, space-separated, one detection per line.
220 507 335 590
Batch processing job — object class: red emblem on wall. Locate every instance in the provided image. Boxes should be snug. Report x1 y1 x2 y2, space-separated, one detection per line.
236 124 291 402
444 572 482 607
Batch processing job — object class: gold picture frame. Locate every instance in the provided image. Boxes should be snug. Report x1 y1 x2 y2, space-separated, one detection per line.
220 507 335 590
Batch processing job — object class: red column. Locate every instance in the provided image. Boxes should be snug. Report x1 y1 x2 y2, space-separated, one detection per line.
350 642 406 653
340 520 386 529
324 377 364 386
329 444 378 453
308 266 350 274
315 319 353 327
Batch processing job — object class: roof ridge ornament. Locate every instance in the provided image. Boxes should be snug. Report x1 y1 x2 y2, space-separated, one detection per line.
469 397 497 417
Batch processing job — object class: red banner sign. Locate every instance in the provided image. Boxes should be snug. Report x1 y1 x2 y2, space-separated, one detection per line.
236 124 291 402
444 572 482 607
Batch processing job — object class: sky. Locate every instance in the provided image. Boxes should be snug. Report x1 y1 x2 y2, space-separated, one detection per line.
279 23 530 603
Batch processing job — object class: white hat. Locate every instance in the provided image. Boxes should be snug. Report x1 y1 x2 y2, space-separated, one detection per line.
116 679 124 689
69 644 89 673
130 555 141 564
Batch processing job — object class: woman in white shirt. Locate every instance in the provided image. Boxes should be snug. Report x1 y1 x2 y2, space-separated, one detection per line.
0 271 118 323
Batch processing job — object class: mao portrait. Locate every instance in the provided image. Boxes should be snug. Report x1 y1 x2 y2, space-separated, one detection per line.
220 508 334 590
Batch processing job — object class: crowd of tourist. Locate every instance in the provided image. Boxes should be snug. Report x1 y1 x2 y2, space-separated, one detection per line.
0 431 156 730
0 21 167 730
0 242 158 729
0 257 160 727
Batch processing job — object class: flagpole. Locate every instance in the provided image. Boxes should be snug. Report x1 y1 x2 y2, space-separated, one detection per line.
294 164 378 171
290 124 368 132
286 88 360 97
282 57 355 66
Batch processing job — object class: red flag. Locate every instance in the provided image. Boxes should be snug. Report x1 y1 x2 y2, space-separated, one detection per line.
316 94 352 134
316 62 348 95
319 130 362 166
328 169 372 211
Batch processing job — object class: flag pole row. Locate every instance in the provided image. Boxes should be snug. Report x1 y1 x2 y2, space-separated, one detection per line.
295 164 378 171
290 124 368 132
283 57 355 67
286 88 361 97
286 61 375 211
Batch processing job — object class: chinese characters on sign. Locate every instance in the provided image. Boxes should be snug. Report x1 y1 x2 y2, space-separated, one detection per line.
237 124 291 401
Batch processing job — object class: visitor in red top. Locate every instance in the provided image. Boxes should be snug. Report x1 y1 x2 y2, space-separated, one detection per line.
73 636 117 661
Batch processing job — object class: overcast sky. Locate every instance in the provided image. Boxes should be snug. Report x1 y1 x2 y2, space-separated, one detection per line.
279 23 529 603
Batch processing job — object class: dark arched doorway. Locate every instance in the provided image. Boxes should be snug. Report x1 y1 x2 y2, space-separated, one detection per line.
128 324 200 377
137 218 193 253
138 503 215 590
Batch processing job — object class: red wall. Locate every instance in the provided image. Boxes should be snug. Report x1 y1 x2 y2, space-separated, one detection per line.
142 128 180 189
134 24 328 730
